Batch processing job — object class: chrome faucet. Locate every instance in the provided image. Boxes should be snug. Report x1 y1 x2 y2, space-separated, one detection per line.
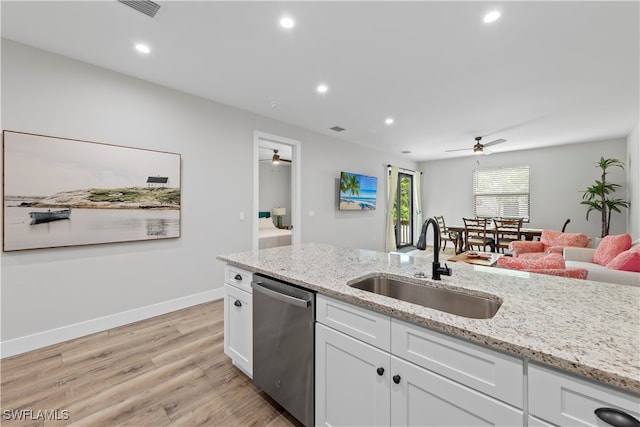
416 217 452 280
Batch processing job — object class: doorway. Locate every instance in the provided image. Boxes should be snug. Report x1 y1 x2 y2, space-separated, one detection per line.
393 172 413 248
253 131 301 250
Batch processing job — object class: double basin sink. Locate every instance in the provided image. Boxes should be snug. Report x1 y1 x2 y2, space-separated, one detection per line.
349 275 501 319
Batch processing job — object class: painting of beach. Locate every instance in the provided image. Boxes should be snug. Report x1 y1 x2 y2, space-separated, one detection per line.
2 131 181 251
339 171 377 210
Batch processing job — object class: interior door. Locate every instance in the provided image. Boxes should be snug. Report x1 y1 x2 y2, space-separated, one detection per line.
253 131 301 250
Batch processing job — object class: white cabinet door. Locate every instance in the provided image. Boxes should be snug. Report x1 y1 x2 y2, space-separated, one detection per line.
316 323 390 427
223 283 252 377
390 356 523 427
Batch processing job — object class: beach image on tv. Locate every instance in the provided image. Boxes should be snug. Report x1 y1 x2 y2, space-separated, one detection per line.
339 172 377 210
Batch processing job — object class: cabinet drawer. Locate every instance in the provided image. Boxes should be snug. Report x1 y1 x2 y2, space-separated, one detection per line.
391 318 523 408
528 363 640 426
224 265 253 293
316 295 390 351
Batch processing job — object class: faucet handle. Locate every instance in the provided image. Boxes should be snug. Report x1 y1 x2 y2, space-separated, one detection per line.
442 263 452 276
437 263 452 277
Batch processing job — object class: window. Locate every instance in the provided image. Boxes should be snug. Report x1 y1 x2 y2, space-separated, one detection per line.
473 166 530 221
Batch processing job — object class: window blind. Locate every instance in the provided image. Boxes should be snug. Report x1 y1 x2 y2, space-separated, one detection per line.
473 166 530 221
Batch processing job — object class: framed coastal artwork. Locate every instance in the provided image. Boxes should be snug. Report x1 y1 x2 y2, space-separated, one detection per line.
2 130 181 251
338 171 377 211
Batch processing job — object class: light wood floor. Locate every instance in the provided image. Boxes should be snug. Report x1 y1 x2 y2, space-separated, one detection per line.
0 300 302 427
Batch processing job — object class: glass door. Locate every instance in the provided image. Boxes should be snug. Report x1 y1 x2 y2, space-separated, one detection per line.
393 173 413 248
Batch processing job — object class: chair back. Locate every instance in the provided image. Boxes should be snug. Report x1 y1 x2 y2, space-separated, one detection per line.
434 215 459 252
463 217 495 251
434 215 446 232
494 218 523 252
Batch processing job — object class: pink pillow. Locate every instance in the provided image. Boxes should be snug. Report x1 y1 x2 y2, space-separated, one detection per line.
593 234 632 266
606 249 640 272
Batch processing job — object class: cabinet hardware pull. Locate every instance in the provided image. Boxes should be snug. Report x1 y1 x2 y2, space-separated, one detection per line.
234 274 242 280
234 300 242 307
393 375 401 384
595 408 640 427
377 367 384 376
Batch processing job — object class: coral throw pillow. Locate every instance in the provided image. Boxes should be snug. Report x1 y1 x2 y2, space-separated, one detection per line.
606 249 640 272
593 234 632 266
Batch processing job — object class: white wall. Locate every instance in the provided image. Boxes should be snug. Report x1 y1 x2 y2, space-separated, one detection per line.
419 139 631 241
259 162 291 226
0 40 417 352
627 123 639 240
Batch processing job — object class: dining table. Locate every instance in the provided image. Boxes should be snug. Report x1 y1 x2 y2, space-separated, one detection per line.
446 224 543 254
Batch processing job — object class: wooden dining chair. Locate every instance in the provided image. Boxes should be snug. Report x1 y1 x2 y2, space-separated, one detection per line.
434 215 458 252
493 218 523 253
463 218 495 252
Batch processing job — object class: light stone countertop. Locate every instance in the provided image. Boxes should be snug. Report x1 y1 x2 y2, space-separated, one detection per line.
217 242 640 394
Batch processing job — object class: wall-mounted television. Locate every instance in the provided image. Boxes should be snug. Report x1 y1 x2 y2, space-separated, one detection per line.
339 171 378 211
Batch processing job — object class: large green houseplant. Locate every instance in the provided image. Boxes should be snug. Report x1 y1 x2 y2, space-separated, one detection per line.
581 157 629 238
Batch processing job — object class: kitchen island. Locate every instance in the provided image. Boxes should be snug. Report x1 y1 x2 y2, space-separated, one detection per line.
218 243 639 425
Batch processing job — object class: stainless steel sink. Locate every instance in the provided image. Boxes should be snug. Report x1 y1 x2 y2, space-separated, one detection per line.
348 275 501 319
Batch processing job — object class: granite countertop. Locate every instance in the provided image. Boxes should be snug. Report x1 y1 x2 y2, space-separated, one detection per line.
217 243 640 394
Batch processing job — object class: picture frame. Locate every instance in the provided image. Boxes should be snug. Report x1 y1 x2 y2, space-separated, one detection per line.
338 171 378 211
2 130 181 251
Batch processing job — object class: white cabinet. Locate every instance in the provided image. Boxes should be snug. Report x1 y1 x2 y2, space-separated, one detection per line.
315 295 524 427
528 363 640 426
223 265 253 377
316 323 390 427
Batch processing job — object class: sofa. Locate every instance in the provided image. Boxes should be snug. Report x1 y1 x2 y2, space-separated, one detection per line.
563 235 640 287
509 229 591 259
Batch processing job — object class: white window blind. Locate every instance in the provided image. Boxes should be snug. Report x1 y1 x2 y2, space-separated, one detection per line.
473 166 530 221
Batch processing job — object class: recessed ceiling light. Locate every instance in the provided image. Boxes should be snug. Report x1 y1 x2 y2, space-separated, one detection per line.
385 118 394 125
483 11 501 23
280 16 295 29
135 43 151 54
316 84 328 94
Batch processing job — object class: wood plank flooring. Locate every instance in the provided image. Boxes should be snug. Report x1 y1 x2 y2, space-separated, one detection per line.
1 300 302 426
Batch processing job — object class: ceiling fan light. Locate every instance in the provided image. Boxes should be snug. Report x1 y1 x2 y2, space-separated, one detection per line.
473 145 483 154
272 149 280 164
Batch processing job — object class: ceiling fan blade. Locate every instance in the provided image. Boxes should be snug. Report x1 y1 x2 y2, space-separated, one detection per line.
445 147 472 152
483 138 506 148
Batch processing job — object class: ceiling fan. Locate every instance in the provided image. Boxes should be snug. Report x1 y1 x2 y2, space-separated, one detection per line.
271 149 291 164
445 136 506 155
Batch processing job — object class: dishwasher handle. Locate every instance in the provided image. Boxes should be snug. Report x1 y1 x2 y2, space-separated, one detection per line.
252 280 312 308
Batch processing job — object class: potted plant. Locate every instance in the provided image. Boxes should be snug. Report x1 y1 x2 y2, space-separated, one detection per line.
581 157 629 238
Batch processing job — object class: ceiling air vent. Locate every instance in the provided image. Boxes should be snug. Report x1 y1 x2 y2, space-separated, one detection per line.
118 0 162 18
330 126 346 132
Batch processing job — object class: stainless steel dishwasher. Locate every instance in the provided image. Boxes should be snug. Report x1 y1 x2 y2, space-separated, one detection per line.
252 274 315 427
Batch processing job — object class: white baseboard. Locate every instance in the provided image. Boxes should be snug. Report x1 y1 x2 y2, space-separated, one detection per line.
0 288 224 358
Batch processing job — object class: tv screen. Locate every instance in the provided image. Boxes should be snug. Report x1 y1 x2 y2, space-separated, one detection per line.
339 171 378 211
